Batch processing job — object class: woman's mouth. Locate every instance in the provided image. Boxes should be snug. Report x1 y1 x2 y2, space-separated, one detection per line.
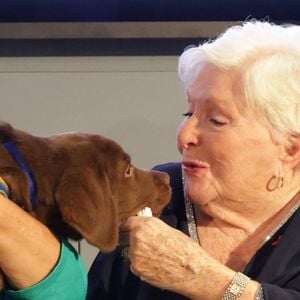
182 159 210 174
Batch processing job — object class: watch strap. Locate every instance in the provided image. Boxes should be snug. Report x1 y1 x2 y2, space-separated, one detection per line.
221 272 250 300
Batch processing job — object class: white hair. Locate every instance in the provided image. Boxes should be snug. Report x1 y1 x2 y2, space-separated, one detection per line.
178 20 300 146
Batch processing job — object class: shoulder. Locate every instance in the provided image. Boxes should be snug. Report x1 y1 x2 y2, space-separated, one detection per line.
152 161 181 173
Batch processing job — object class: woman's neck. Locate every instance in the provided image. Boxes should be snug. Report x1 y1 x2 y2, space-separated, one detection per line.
195 188 300 234
194 190 300 270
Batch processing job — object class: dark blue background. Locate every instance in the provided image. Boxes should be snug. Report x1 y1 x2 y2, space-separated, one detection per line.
0 0 299 22
0 0 299 56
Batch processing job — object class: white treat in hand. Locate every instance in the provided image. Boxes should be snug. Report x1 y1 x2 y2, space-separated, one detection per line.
137 207 153 217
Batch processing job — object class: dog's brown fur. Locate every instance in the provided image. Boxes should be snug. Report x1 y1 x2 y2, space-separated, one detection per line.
0 122 171 279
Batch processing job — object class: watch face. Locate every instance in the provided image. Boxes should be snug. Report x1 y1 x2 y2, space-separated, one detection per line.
230 283 241 295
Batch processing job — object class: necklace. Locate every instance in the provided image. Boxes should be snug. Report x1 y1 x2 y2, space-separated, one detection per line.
184 192 200 243
182 174 300 247
182 173 200 243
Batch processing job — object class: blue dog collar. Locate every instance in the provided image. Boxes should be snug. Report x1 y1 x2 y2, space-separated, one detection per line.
3 141 37 208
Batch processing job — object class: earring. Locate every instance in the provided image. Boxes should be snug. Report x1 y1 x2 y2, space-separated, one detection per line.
275 175 284 189
275 168 284 189
266 170 284 192
183 144 189 149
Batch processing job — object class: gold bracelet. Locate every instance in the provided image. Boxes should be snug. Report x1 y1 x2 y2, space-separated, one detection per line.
221 272 251 300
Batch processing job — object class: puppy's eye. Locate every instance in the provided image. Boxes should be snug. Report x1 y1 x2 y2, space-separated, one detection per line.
183 112 193 118
125 165 134 178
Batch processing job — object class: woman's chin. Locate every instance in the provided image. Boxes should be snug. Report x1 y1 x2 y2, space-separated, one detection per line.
185 186 213 206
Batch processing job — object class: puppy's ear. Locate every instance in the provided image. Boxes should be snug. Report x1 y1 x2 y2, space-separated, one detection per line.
0 122 16 142
55 167 119 252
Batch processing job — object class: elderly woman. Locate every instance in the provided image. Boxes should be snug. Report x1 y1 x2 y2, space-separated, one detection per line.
88 20 300 299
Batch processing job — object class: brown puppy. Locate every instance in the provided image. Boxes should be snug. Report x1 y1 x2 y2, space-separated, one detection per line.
0 121 171 252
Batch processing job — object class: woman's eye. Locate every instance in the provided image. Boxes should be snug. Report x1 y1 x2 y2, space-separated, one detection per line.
182 112 193 118
209 118 227 126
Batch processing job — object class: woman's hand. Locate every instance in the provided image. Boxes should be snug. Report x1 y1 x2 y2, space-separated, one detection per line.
121 216 212 297
121 216 259 299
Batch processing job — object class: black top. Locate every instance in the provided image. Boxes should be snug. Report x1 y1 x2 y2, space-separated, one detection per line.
87 162 300 300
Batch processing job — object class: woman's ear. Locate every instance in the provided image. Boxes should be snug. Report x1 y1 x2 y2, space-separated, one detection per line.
281 135 300 170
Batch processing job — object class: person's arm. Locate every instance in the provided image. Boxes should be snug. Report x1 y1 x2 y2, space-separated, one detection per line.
0 194 87 299
0 194 60 288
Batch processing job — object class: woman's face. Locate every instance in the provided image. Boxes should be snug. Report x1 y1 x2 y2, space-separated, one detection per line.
177 64 282 209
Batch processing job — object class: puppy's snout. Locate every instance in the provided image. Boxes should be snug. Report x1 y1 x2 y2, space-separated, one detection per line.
162 173 170 185
153 171 170 185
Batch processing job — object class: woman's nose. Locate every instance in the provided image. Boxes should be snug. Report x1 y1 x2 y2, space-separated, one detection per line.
176 117 200 153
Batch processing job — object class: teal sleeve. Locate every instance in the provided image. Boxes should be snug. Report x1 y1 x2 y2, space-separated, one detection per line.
3 239 87 300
